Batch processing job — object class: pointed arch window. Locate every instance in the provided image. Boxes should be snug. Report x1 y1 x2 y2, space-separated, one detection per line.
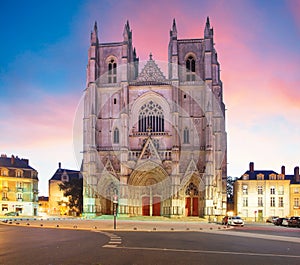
113 128 119 144
186 55 196 81
138 101 164 132
185 183 199 196
183 127 189 144
108 59 117 83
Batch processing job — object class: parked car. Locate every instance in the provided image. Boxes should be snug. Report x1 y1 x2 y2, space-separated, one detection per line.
274 217 288 226
266 216 279 223
287 216 300 228
4 211 19 216
281 218 289 226
227 216 244 227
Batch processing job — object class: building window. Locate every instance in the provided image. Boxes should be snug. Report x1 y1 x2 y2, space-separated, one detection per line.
108 59 117 83
186 55 196 81
243 197 248 207
2 192 8 200
16 170 22 177
113 128 119 144
270 187 275 195
257 185 263 195
138 101 164 132
242 185 248 195
294 187 299 194
258 197 263 207
294 198 299 208
257 174 264 180
278 197 284 207
183 128 189 144
270 197 275 207
114 98 117 104
278 186 284 195
269 174 276 180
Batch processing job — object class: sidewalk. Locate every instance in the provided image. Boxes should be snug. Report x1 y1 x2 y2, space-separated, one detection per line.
1 216 229 232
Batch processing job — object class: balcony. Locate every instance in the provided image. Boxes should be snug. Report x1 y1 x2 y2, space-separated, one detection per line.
17 188 23 192
2 197 9 201
17 198 23 202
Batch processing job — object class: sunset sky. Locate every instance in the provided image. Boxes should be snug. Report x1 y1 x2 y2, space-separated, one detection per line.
1 0 300 196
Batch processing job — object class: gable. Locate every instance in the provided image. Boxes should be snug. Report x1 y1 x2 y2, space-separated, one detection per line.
136 56 166 82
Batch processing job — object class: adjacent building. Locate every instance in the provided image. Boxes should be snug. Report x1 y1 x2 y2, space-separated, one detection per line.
49 163 82 216
0 154 39 216
234 162 300 221
82 18 227 218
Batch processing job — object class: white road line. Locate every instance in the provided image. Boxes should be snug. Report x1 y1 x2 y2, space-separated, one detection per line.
115 246 300 259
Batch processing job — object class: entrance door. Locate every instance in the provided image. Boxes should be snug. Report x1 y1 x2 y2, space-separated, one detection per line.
192 197 198 216
185 197 198 216
152 196 161 216
106 199 112 215
142 196 150 216
185 197 191 216
258 210 263 222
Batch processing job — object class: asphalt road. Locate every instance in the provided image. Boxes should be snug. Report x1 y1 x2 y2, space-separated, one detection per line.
1 224 299 265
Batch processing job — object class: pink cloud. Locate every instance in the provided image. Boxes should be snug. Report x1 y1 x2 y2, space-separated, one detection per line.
0 92 81 148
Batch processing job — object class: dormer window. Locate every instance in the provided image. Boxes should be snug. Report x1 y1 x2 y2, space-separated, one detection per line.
108 59 117 83
186 55 196 81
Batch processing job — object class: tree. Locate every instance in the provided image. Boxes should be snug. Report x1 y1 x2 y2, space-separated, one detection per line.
227 176 237 202
59 177 83 215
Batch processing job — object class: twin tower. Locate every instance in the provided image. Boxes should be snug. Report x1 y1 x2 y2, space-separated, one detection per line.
82 18 227 218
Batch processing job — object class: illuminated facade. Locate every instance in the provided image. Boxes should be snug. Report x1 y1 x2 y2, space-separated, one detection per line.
0 154 38 216
49 163 82 215
289 167 300 216
82 18 227 218
234 162 300 221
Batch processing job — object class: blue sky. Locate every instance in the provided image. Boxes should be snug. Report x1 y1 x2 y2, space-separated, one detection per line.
1 0 300 196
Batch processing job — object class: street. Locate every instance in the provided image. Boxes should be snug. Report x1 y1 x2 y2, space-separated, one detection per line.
0 223 300 265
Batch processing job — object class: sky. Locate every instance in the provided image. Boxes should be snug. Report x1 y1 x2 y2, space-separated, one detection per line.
1 0 300 196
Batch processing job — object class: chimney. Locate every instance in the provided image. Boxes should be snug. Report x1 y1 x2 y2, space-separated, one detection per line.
294 166 300 182
281 165 285 175
11 155 15 165
59 162 61 170
249 162 254 172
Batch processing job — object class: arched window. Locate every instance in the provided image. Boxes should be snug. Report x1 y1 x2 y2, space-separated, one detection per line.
108 59 117 83
113 128 119 144
138 101 164 132
185 182 199 196
186 55 196 81
183 128 189 144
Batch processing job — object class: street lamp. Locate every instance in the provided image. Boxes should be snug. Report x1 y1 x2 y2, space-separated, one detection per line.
113 195 118 230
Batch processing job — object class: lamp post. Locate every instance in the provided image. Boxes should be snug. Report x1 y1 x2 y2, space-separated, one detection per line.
113 195 118 230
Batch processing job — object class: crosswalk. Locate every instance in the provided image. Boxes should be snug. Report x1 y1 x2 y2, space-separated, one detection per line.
100 231 122 248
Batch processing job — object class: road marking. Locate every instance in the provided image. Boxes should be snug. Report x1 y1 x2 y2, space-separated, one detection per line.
96 231 123 247
115 246 300 259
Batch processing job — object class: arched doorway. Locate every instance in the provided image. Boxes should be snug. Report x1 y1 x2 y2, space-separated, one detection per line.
128 161 169 216
185 182 199 216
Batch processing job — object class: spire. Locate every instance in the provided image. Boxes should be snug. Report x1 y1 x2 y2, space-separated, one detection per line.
204 16 213 38
123 20 132 41
170 18 177 39
90 21 99 44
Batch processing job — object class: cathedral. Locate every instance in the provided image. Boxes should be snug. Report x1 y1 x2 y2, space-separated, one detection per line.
82 18 227 218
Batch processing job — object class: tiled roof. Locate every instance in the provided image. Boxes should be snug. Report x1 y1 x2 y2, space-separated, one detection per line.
0 156 35 170
241 170 279 180
50 168 82 181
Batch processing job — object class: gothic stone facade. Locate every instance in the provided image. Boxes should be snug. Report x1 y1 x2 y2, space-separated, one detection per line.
83 18 227 218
